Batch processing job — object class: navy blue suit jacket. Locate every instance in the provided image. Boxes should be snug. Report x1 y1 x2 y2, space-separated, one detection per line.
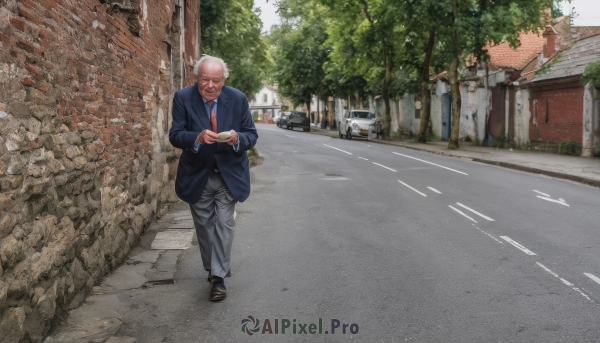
169 84 258 203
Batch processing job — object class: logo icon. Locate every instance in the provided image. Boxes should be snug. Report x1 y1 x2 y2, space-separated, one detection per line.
241 316 261 335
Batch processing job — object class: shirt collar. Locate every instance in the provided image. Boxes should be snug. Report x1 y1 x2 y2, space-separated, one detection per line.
202 97 218 106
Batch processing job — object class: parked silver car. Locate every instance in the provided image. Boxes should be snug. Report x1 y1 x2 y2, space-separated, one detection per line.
338 110 375 139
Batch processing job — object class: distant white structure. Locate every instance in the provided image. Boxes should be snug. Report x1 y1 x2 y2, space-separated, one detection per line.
249 83 281 122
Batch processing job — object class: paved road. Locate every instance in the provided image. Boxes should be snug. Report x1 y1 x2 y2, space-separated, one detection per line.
118 124 600 342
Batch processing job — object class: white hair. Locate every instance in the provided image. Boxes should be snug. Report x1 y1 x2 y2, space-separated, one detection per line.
193 55 230 79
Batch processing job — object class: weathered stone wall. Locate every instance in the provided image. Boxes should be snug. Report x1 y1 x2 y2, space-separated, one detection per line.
0 0 199 341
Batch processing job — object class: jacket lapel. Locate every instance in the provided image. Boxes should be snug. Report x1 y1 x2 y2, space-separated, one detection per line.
191 84 211 130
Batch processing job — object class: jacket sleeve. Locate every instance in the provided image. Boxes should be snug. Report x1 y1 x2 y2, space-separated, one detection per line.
169 91 200 149
235 96 258 152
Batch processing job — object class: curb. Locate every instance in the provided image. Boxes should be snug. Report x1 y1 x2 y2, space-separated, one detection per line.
309 128 600 189
470 158 600 188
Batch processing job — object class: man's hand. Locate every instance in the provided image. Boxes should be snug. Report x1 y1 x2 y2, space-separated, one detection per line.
198 130 219 145
226 130 239 146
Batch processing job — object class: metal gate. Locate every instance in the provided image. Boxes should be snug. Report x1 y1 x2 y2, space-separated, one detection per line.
441 93 452 140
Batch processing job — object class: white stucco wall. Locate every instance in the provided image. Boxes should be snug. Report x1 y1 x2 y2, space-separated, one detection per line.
250 85 280 107
334 98 346 126
594 88 600 155
398 94 421 136
430 81 445 138
459 83 477 139
513 87 531 147
389 97 400 134
474 87 489 142
582 83 595 156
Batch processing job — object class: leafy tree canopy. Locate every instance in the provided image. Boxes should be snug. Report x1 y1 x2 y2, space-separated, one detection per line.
582 61 600 88
200 0 272 99
269 0 330 108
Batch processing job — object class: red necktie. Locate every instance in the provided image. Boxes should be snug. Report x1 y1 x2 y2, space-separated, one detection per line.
209 102 217 133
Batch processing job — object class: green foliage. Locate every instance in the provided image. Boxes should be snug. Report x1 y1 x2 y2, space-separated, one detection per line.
551 0 564 18
320 0 413 137
247 146 264 167
582 61 600 88
389 69 421 98
558 140 582 156
269 0 330 109
200 0 272 98
267 0 550 146
426 134 440 142
493 136 507 149
247 146 259 157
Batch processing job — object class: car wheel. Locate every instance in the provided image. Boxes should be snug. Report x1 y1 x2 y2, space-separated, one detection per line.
347 128 352 140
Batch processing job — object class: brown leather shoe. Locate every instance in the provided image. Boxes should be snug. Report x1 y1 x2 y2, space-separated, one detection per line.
210 277 227 301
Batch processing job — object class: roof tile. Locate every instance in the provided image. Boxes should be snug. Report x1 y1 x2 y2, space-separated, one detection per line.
486 31 545 70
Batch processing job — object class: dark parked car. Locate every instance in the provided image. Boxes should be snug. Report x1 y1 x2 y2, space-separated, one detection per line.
278 114 290 128
287 111 310 131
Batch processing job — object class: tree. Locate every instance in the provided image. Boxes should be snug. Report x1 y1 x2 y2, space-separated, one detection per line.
399 0 454 142
322 61 369 129
200 0 272 99
321 0 405 138
270 0 330 125
443 0 550 149
582 61 600 88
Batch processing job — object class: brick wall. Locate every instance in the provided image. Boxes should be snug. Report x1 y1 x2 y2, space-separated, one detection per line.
529 79 584 145
0 0 199 341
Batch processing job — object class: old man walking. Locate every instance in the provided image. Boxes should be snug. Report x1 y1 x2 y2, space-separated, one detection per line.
169 55 258 301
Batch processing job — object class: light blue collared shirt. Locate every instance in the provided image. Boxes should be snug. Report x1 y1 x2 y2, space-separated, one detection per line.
203 97 218 123
193 97 239 152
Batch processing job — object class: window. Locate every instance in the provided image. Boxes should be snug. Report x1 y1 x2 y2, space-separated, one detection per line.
352 111 372 119
263 94 268 103
414 96 422 119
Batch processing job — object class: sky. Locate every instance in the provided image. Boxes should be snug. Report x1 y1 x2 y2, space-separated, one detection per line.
255 0 600 33
561 0 600 26
255 0 279 34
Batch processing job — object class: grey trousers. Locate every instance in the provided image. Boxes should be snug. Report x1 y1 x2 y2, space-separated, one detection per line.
189 170 237 278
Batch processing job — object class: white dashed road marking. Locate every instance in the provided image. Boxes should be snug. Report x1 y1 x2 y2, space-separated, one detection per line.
500 236 537 256
456 203 495 221
473 224 503 244
392 152 468 175
427 187 442 194
536 262 559 277
537 263 593 302
322 144 352 155
372 162 397 172
358 157 369 161
398 180 427 197
448 205 478 223
584 273 600 286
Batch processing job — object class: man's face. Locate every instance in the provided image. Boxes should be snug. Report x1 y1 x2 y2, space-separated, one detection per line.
198 62 225 102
